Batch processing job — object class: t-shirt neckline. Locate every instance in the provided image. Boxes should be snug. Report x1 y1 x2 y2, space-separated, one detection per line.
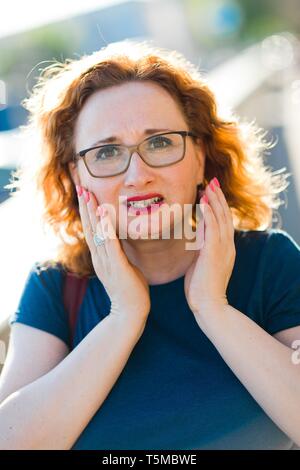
148 274 185 290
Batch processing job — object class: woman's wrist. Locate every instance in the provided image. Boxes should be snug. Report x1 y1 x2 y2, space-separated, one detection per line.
109 306 149 339
192 296 229 317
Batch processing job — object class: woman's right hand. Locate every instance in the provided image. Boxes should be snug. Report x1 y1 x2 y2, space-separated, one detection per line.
76 186 151 330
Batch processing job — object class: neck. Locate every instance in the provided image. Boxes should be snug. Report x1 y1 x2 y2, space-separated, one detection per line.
120 234 197 286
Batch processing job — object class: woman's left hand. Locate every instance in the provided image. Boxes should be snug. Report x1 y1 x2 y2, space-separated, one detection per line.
184 177 236 317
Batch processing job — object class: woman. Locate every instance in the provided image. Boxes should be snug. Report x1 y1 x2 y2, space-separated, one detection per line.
0 39 300 450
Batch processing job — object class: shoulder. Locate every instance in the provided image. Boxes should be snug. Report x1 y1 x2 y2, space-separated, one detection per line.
231 229 300 334
234 228 300 257
30 259 66 276
9 260 71 347
232 228 300 290
21 260 67 294
233 228 300 294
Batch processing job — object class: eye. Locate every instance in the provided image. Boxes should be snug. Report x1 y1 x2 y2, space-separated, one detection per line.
147 135 173 149
95 145 122 160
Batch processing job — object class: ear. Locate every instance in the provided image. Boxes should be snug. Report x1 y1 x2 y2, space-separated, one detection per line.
68 161 81 187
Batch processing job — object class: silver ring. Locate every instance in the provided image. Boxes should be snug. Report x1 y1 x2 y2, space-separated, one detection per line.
93 232 106 247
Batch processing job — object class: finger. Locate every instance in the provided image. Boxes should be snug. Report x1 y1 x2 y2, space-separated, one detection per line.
85 189 100 232
194 202 205 250
205 182 227 241
212 183 236 267
213 183 235 237
83 189 114 259
200 196 219 247
86 189 112 258
76 186 95 249
94 208 109 258
97 204 124 264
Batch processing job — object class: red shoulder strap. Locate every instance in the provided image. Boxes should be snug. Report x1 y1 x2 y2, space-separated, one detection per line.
63 272 88 349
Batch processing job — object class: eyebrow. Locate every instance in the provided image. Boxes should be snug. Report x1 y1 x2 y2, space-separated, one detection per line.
90 128 174 147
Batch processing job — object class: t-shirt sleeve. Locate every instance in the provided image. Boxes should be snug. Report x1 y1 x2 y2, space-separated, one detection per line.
9 262 70 347
262 230 300 335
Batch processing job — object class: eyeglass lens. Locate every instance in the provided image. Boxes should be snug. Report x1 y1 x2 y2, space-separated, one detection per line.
84 133 185 177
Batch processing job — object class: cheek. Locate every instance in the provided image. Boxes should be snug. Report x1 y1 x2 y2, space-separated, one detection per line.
84 181 108 205
88 181 122 210
168 163 195 193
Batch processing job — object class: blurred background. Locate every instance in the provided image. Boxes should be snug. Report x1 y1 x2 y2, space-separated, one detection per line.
0 0 300 325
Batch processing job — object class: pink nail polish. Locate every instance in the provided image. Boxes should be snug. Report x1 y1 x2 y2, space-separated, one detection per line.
83 190 90 203
209 180 215 192
202 194 209 204
76 185 83 197
213 177 220 188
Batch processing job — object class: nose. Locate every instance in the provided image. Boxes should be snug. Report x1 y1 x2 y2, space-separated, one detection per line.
123 151 155 187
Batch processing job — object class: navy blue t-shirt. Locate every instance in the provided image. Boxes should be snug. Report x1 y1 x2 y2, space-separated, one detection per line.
9 229 300 449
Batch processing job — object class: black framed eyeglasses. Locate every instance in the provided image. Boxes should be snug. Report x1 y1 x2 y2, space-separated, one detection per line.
74 130 199 178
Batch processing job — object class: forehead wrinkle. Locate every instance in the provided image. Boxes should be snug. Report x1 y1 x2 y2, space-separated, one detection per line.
89 127 186 147
74 85 188 150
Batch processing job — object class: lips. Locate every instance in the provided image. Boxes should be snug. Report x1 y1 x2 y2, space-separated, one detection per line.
126 193 164 202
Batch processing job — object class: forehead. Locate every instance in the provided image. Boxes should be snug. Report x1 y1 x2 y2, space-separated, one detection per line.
74 81 188 147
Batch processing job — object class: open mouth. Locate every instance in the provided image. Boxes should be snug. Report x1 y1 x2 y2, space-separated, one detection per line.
126 196 165 215
127 196 163 208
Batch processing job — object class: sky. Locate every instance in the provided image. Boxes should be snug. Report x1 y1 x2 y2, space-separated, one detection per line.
0 0 134 38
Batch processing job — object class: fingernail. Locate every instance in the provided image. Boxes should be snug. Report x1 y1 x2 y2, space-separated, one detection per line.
83 190 90 203
209 180 215 192
213 177 220 188
201 194 209 204
76 185 83 197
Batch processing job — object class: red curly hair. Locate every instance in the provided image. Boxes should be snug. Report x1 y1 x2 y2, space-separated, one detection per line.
7 39 290 277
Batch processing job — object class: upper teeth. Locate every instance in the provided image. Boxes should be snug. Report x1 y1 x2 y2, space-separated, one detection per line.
128 196 162 208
